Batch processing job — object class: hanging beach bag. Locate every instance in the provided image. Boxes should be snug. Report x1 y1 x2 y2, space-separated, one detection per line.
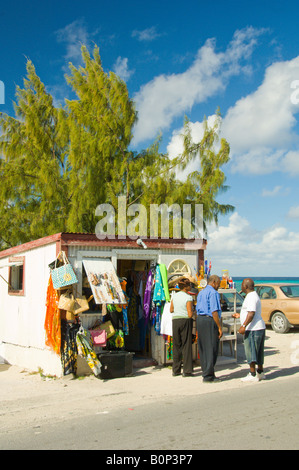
58 289 76 311
90 328 107 347
51 251 78 290
98 320 115 339
73 294 93 315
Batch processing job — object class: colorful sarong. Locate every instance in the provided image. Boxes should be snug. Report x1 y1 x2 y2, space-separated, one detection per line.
44 276 61 354
76 327 102 376
61 321 79 375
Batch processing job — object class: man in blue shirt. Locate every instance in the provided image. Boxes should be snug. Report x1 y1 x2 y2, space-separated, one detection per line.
196 275 222 382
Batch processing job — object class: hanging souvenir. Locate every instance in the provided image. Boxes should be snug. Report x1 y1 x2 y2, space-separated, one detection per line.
51 251 78 290
76 326 102 376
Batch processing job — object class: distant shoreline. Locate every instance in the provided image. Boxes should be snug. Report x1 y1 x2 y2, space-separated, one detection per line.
231 277 299 290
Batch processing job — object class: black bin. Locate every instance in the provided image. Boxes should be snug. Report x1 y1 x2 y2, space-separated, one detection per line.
98 351 134 379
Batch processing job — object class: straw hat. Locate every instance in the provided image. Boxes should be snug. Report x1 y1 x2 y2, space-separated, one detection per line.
168 273 197 287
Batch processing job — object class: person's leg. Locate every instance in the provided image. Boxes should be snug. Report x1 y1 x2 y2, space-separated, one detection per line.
181 318 193 375
242 330 265 382
172 319 182 375
256 329 266 380
212 321 220 372
196 316 207 375
197 315 215 381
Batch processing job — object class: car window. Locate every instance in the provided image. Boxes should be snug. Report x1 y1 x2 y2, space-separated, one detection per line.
220 292 243 311
280 285 299 298
258 286 277 299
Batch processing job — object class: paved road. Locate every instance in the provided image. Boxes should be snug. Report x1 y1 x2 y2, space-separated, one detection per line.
1 375 299 451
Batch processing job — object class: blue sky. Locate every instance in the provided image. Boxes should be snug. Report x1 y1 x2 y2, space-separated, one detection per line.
1 0 299 277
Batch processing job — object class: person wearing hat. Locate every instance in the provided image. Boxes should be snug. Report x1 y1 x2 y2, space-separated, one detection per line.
170 277 194 377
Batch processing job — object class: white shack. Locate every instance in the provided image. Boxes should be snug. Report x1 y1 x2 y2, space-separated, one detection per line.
0 232 206 376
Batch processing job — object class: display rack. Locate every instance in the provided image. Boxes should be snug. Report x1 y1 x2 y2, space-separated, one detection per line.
218 288 238 364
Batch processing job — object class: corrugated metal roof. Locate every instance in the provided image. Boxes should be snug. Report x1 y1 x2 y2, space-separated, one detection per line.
0 232 207 258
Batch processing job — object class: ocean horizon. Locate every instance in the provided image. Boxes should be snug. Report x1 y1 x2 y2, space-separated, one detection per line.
232 277 299 291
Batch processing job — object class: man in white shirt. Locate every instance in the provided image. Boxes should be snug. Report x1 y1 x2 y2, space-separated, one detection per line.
238 278 266 382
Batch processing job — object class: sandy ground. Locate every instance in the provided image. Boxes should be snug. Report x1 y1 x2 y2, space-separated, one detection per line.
1 328 299 431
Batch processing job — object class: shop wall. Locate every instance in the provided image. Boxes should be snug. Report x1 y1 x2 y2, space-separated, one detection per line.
67 245 200 280
0 243 62 375
159 249 199 275
151 327 167 364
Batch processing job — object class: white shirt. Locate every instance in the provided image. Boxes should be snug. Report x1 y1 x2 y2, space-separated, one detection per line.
240 291 265 331
172 291 193 319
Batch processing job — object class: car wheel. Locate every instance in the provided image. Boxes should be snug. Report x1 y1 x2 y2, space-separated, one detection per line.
271 311 290 334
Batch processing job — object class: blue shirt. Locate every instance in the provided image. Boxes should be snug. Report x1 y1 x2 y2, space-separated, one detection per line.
196 285 222 319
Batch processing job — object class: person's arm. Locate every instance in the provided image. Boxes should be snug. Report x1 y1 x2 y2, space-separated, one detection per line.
210 291 222 338
170 299 174 313
238 311 255 334
212 311 223 338
186 301 193 318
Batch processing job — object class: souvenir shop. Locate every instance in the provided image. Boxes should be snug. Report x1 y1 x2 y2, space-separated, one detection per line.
0 233 206 378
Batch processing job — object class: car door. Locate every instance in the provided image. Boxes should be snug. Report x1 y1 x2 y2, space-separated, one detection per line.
257 286 277 322
279 286 299 325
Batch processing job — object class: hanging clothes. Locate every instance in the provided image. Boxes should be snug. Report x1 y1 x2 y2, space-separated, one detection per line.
127 290 139 329
61 320 79 376
166 336 173 360
122 291 129 335
152 265 166 335
44 276 61 355
152 265 166 305
138 316 147 350
76 326 102 377
160 301 173 336
159 263 170 302
143 268 154 326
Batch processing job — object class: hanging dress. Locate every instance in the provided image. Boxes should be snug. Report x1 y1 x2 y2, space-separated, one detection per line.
152 265 166 334
44 276 61 355
61 320 79 376
143 268 154 326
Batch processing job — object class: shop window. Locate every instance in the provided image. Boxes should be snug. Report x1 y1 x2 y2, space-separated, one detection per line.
167 259 191 277
8 257 25 295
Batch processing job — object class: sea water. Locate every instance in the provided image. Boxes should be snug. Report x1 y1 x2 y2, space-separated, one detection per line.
233 277 299 292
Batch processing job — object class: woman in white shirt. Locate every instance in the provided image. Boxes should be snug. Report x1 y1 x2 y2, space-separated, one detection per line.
170 278 194 377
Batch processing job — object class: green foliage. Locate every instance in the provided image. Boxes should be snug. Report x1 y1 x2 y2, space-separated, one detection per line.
177 112 234 231
0 45 234 250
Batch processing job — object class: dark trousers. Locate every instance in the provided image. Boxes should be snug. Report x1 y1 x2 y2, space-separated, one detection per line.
172 318 193 375
196 315 219 381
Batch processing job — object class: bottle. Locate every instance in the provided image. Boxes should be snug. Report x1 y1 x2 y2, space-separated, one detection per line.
228 277 233 289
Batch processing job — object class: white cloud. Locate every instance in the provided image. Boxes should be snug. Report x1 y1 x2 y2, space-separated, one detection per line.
287 205 299 218
282 150 299 174
132 26 163 42
222 56 299 175
261 185 282 197
132 27 265 146
55 19 99 68
113 57 134 82
55 19 89 64
167 115 219 179
205 212 299 276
